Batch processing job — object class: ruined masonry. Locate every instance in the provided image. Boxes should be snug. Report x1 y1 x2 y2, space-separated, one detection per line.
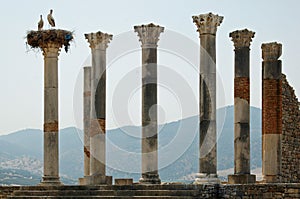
26 29 73 186
192 12 223 184
228 29 256 184
134 23 164 184
83 31 113 185
4 11 299 198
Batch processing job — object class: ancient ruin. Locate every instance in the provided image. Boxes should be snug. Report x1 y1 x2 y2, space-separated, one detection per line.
0 11 299 198
262 42 283 183
134 23 164 185
84 31 113 185
26 29 73 185
192 12 223 184
228 29 256 184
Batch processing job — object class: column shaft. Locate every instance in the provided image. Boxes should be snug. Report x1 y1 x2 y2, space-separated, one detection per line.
42 47 61 185
83 67 91 176
90 48 106 176
141 48 160 183
199 34 217 175
234 48 250 174
262 42 282 183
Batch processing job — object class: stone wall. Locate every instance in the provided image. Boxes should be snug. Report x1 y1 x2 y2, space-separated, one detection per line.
281 74 300 183
1 184 300 198
221 183 300 198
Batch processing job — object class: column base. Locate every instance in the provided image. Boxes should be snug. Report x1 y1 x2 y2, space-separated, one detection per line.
194 173 220 185
85 174 112 185
228 174 256 184
39 176 62 186
139 173 161 184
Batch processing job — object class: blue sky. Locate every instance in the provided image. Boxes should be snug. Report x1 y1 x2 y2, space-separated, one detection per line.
0 0 299 134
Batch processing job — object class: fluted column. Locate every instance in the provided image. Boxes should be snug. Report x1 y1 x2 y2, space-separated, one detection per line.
85 31 113 185
262 42 282 183
79 66 92 185
192 12 223 184
228 29 256 184
134 23 164 184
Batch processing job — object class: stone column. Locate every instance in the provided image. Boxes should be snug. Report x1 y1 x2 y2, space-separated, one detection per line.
85 32 113 185
41 43 61 185
79 66 92 185
192 12 223 184
134 23 164 184
26 29 73 186
261 42 282 183
228 29 256 184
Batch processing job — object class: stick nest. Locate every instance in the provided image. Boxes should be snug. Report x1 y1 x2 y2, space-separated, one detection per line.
26 29 74 53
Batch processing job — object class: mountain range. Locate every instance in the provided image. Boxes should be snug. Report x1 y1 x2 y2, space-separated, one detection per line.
0 106 262 185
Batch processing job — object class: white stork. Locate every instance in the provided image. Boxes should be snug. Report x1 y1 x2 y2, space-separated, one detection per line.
38 15 44 31
47 9 55 28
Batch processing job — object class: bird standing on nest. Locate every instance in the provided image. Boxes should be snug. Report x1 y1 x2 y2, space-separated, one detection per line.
47 9 55 28
38 15 44 31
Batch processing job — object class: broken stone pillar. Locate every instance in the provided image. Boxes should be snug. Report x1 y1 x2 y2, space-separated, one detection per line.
79 66 92 185
262 42 282 183
228 29 256 184
192 12 223 184
134 23 164 184
85 32 113 185
26 29 73 185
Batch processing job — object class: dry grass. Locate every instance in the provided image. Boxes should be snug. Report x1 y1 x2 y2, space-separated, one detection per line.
26 29 73 52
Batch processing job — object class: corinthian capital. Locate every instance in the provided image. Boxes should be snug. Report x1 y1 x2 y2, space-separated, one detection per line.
192 12 223 35
230 29 255 49
261 42 282 61
42 43 61 58
134 23 164 48
85 31 113 50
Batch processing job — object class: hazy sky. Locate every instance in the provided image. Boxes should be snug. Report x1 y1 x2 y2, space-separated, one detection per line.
0 0 299 134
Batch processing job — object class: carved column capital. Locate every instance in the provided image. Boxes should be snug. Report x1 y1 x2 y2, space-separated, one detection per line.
42 43 61 58
192 12 223 35
85 31 113 50
134 23 164 48
230 29 255 49
261 42 282 61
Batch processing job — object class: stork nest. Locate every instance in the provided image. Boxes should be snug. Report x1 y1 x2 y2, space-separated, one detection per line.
26 29 74 53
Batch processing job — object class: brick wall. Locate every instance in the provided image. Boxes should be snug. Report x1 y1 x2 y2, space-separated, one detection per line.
234 77 250 102
281 74 300 183
262 78 282 135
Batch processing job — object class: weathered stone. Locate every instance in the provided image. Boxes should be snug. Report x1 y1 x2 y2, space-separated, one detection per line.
85 31 112 185
192 12 223 184
26 30 73 186
134 23 164 184
281 74 300 183
115 178 134 185
79 66 92 185
262 42 283 183
228 29 255 184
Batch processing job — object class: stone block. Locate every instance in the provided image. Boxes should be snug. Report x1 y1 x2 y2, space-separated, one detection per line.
228 174 256 184
114 178 134 185
85 175 112 185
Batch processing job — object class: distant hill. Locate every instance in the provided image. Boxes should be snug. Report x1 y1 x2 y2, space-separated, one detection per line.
0 106 262 185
